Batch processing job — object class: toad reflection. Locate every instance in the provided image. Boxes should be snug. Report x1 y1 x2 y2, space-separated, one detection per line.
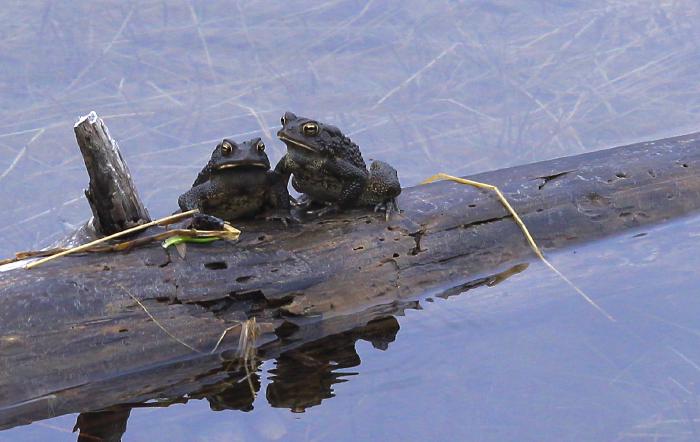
73 317 399 441
266 316 400 412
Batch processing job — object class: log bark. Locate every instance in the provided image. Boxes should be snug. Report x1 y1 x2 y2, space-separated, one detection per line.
74 111 150 235
2 131 700 428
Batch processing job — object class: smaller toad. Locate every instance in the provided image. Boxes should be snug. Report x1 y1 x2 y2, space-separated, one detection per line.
178 137 292 228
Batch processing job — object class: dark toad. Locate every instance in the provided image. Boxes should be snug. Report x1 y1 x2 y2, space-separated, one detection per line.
275 112 401 216
178 137 292 227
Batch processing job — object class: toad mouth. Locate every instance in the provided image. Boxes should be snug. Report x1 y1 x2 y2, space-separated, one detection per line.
278 135 318 153
216 162 268 170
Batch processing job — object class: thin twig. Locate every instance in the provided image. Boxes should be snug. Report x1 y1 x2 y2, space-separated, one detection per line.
373 43 460 109
421 173 615 322
243 359 256 401
25 210 200 269
0 128 44 183
118 284 201 353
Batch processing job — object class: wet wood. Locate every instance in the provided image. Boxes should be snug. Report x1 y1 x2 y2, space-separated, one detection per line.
2 131 700 428
74 111 150 235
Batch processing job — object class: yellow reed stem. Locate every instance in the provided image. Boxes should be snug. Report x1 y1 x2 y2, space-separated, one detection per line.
421 173 614 322
25 209 200 269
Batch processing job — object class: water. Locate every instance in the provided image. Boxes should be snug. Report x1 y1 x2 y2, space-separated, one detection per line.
2 1 700 440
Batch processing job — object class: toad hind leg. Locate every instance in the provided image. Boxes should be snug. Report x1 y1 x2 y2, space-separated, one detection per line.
362 160 402 220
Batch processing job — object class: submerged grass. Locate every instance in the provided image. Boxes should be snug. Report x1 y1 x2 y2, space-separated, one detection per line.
117 281 261 402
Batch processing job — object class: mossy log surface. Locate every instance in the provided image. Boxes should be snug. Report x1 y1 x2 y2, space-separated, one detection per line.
2 132 700 428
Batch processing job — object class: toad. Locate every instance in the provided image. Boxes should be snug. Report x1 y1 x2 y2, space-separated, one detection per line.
178 137 292 228
275 112 400 217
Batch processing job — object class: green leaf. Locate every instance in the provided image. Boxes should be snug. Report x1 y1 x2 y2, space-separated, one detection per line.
162 235 220 249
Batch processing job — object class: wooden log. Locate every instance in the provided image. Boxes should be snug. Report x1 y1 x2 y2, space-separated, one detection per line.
2 131 700 428
74 111 150 235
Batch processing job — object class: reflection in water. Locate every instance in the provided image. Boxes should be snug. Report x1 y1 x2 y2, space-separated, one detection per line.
68 264 524 441
70 319 398 441
201 362 262 413
435 263 529 299
266 316 400 413
73 409 130 442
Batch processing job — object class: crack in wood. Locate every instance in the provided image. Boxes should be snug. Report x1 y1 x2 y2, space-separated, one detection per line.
536 170 575 190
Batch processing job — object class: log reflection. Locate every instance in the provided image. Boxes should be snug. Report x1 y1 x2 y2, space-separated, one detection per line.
63 264 525 441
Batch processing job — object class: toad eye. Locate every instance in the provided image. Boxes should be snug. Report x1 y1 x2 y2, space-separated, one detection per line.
221 141 233 155
302 122 319 136
257 141 265 152
280 116 286 126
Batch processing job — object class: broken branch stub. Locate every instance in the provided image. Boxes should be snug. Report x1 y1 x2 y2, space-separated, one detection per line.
74 111 150 235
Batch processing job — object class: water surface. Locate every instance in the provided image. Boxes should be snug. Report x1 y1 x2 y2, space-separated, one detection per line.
2 1 700 440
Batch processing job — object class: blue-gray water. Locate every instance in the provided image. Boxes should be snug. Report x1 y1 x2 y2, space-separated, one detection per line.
2 1 700 440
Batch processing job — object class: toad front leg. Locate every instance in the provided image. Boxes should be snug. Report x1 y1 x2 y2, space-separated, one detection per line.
260 170 299 225
323 158 368 208
273 154 292 188
177 184 227 230
299 158 368 217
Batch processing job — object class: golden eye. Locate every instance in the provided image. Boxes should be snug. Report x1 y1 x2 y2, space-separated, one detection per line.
302 122 319 136
221 141 233 155
257 141 265 152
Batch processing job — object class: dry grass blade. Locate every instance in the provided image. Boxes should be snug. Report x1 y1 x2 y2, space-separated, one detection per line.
210 323 243 354
1 226 241 267
238 317 260 399
237 317 259 361
25 210 201 269
421 173 614 322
